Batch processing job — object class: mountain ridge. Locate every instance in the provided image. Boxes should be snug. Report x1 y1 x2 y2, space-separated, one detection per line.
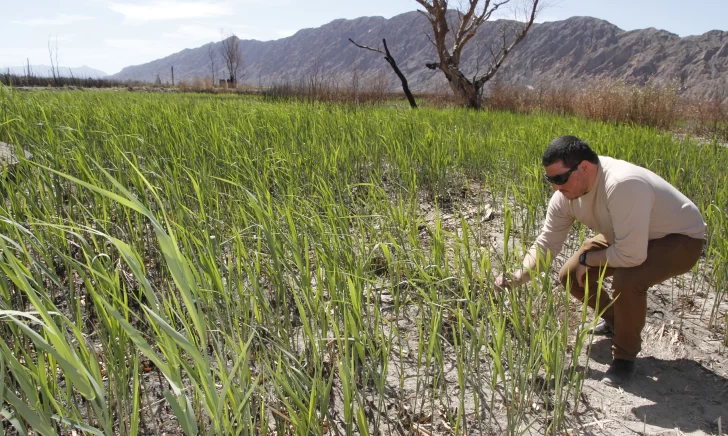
2 64 107 78
109 12 728 100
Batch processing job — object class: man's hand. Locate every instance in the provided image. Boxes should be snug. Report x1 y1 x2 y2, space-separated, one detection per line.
494 274 512 290
494 269 528 290
575 263 588 288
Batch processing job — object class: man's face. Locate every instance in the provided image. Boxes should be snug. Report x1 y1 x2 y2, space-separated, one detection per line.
544 160 586 200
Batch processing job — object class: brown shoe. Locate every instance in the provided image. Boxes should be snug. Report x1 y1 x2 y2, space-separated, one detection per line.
602 359 636 386
586 319 614 337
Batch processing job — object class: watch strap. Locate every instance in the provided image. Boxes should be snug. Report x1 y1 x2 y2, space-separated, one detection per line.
579 252 588 267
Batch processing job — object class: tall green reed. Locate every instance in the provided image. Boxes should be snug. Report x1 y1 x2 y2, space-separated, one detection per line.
0 87 724 434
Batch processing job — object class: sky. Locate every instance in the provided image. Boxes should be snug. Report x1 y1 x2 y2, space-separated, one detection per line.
1 0 727 76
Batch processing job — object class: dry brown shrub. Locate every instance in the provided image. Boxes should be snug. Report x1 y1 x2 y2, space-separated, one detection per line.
683 84 728 141
572 80 629 123
625 79 680 129
417 80 459 109
482 78 682 130
178 76 216 92
487 81 527 113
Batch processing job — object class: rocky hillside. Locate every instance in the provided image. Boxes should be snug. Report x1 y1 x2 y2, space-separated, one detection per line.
109 12 728 100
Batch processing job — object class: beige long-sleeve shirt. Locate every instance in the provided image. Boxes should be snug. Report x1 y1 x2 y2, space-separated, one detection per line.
533 156 706 268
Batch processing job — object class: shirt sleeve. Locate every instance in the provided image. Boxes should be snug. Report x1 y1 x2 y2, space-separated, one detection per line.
532 193 574 264
605 178 655 268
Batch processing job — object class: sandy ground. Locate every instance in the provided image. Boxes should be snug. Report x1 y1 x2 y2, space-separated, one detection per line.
572 281 727 436
0 141 32 166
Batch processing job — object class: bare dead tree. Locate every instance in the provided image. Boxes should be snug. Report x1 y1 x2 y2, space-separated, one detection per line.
349 38 418 108
207 44 216 86
220 31 243 87
48 35 60 85
25 58 33 79
416 0 540 109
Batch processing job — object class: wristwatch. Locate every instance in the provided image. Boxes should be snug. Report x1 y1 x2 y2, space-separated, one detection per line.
579 252 589 267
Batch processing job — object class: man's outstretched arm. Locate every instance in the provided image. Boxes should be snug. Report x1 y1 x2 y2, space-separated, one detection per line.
494 194 574 289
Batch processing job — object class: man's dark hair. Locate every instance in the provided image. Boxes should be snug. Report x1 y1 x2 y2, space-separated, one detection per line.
542 136 599 167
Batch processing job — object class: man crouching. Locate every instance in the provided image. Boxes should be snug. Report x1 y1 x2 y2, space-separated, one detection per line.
495 135 705 385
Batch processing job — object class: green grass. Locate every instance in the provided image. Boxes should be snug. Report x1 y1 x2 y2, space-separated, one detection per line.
0 86 726 435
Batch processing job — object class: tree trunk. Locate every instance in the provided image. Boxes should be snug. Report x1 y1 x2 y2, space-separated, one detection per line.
348 38 418 109
445 67 481 109
382 39 417 109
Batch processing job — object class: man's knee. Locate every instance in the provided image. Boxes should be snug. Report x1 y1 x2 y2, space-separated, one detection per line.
612 271 649 297
561 238 608 288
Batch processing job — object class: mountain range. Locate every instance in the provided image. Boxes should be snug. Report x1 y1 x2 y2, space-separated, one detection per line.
108 12 728 100
2 64 107 78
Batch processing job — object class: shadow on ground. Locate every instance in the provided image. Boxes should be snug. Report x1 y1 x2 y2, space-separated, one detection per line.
585 338 727 434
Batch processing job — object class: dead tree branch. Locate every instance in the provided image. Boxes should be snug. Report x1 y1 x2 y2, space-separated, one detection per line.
208 44 216 86
349 38 418 108
48 36 59 86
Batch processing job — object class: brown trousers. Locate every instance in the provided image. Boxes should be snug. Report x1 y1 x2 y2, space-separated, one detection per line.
560 233 703 360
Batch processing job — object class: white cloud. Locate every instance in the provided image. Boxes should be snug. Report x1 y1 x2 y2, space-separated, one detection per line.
108 1 233 22
14 14 94 27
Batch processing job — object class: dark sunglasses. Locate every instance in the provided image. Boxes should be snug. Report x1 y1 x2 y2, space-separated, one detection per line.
544 162 581 185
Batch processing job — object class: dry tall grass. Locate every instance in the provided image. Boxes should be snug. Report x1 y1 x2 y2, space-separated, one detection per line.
484 79 728 140
682 92 728 141
487 79 683 130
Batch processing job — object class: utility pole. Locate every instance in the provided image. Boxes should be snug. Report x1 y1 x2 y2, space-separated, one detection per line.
171 66 175 86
